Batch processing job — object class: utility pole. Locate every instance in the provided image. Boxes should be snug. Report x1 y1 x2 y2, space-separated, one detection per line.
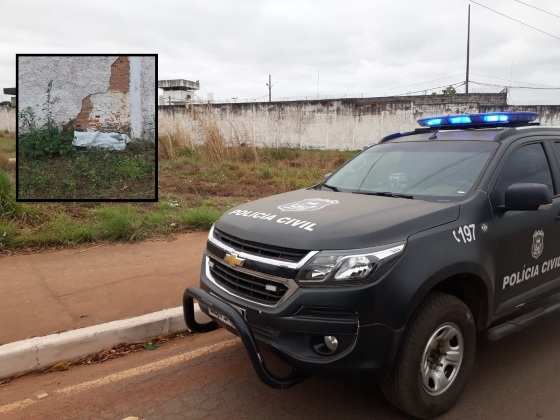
266 74 272 102
465 4 471 95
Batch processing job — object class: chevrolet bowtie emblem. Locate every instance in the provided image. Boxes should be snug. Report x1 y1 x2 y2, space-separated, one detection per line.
224 253 245 267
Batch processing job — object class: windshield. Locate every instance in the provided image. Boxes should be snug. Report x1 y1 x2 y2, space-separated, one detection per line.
324 141 498 200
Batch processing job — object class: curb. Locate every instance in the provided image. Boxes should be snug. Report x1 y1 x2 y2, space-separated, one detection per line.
0 304 208 380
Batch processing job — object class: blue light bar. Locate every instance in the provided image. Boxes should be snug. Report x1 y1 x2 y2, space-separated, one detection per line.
483 114 509 123
425 118 443 126
417 112 538 128
449 116 472 124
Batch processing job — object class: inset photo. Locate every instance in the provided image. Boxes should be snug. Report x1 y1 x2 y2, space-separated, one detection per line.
16 54 157 201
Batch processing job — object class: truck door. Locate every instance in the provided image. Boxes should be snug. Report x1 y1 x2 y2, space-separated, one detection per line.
490 141 560 314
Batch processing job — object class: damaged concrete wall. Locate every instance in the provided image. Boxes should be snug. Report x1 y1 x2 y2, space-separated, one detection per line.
160 93 560 150
18 55 155 141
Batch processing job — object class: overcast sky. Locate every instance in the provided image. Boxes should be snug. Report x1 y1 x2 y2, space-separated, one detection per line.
1 0 559 104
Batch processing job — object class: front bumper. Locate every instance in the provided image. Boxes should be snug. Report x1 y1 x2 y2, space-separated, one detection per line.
183 287 305 389
183 258 403 387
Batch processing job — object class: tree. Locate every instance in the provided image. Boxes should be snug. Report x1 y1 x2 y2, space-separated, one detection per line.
442 85 457 96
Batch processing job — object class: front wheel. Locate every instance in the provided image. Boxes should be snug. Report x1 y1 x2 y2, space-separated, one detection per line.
381 292 476 419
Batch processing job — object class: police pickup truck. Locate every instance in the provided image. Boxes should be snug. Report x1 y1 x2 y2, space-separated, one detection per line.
184 111 560 418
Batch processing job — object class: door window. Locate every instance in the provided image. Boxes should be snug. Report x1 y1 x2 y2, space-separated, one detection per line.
494 143 554 202
555 142 560 163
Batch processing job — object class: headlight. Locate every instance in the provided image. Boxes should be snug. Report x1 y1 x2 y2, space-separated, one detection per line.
297 242 405 285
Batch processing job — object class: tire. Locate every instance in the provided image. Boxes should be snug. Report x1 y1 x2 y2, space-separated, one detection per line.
381 292 477 419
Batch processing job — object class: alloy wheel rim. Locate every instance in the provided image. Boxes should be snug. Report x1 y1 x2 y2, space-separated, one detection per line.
420 322 464 396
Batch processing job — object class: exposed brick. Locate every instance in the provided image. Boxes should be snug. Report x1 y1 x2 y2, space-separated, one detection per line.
74 95 93 131
109 56 129 93
74 56 131 133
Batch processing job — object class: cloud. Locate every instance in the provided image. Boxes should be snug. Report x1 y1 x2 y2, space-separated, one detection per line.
1 0 559 103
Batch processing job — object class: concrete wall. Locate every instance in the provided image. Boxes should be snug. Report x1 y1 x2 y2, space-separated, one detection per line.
0 107 15 134
18 56 155 141
159 93 560 150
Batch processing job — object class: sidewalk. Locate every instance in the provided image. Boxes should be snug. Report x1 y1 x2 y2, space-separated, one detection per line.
0 232 208 344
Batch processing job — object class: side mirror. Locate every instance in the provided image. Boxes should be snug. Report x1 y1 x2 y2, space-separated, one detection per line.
504 183 552 211
323 172 332 180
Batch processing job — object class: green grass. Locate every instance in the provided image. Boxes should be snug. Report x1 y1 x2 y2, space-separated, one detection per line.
0 145 357 252
179 207 221 230
18 141 156 200
1 200 223 251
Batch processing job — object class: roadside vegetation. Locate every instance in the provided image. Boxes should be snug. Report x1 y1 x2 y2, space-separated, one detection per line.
0 113 357 253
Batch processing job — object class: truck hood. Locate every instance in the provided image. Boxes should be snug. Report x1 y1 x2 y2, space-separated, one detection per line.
215 189 460 250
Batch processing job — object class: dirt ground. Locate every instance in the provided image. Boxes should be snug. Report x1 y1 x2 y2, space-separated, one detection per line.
0 232 207 344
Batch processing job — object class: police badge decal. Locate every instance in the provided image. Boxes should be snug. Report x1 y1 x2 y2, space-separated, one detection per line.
277 198 339 212
532 230 545 260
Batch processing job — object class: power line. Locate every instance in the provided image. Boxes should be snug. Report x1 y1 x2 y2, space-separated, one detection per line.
471 80 560 89
380 73 464 93
510 0 560 20
471 73 559 88
396 81 465 96
470 0 560 41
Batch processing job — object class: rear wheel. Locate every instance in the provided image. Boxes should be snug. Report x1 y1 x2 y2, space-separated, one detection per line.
381 292 476 419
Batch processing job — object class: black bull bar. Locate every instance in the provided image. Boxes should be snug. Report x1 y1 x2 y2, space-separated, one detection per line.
183 287 305 389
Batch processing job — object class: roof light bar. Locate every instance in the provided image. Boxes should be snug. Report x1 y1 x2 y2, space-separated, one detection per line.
417 112 538 128
449 116 472 124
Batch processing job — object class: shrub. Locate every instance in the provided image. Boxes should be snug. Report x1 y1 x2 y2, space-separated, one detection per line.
19 126 73 159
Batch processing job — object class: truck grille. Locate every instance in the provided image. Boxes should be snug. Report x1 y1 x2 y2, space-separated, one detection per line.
213 228 308 263
208 257 288 305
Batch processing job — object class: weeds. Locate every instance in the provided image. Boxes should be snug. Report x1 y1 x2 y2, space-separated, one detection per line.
19 85 73 159
0 170 17 219
19 146 156 200
158 113 194 159
179 207 221 229
94 206 143 241
0 220 16 249
19 125 74 159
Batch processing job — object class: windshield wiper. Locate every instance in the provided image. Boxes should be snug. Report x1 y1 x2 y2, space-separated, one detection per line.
352 191 415 199
322 184 340 192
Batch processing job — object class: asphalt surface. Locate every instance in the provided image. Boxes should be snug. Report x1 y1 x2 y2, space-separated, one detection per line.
2 313 560 420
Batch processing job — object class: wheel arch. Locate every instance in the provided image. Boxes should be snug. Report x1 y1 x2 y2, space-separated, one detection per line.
405 264 494 331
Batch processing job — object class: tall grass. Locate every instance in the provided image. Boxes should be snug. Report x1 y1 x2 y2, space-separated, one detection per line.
0 108 15 136
0 169 18 219
158 112 261 163
201 118 226 162
158 113 194 159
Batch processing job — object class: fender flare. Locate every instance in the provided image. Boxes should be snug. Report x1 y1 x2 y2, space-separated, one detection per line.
404 262 494 329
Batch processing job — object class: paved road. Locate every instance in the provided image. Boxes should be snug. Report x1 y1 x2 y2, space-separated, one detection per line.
3 313 560 420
